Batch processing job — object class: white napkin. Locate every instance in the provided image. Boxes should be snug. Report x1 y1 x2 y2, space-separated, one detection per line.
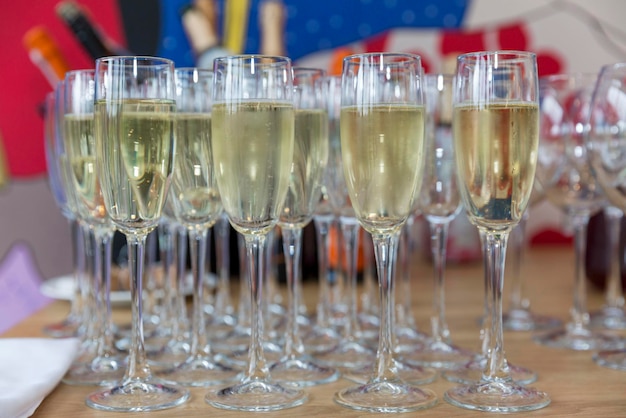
0 337 80 418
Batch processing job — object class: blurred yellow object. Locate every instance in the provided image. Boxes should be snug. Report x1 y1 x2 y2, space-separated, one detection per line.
0 131 9 189
223 0 250 54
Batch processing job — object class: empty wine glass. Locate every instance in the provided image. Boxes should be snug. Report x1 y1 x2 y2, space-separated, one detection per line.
269 67 339 386
204 55 307 411
585 62 626 368
333 52 438 413
157 67 239 386
61 68 126 386
399 73 473 369
444 50 550 412
533 73 622 351
314 75 376 371
86 56 189 412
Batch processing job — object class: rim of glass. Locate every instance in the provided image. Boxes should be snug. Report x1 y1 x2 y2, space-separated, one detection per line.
457 50 536 62
65 68 95 79
213 54 292 66
539 72 598 88
95 55 175 66
599 61 626 75
342 52 422 64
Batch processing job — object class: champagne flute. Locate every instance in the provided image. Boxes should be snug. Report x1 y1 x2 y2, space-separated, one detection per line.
399 73 473 369
87 56 189 412
42 87 88 339
314 75 377 370
157 67 239 386
204 55 307 411
334 52 438 413
585 62 626 368
270 67 339 386
61 69 126 386
43 86 87 338
444 51 550 412
533 73 621 350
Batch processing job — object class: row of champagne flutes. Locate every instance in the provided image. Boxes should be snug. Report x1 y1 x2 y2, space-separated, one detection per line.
38 50 559 414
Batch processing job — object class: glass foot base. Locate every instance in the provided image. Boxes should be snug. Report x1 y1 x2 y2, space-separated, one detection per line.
205 379 308 411
42 316 82 338
593 350 626 370
344 358 437 386
442 357 537 385
398 340 474 370
270 356 340 387
444 380 550 412
589 307 626 330
315 339 376 369
335 381 438 413
156 355 240 387
86 378 189 412
533 325 625 351
63 355 126 386
503 308 563 332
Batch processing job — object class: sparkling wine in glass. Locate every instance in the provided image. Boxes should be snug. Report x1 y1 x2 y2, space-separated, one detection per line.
269 67 339 386
533 73 622 351
443 51 550 412
61 69 126 386
585 62 626 368
313 75 377 371
398 73 474 369
42 86 88 339
204 55 307 412
86 56 189 412
156 67 239 386
333 52 438 413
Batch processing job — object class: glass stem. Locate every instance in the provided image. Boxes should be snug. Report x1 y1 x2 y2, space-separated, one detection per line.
479 230 491 357
215 214 234 318
124 233 152 382
572 216 591 329
174 225 189 334
188 228 213 357
508 214 528 311
313 214 334 329
397 218 416 329
94 227 115 358
340 217 361 340
429 220 451 344
281 227 305 358
69 218 86 326
604 206 624 309
82 224 96 342
244 233 271 382
157 220 176 332
237 234 251 330
371 231 399 383
482 230 511 382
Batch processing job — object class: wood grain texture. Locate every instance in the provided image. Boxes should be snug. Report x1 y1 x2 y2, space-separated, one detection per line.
6 245 626 417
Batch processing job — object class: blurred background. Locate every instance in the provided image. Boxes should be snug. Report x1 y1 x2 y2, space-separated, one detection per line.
1 0 625 280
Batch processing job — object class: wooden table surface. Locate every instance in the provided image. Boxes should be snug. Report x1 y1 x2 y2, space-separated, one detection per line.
5 245 626 417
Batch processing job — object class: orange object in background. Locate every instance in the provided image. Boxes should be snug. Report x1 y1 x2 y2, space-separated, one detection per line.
327 223 366 273
23 26 70 87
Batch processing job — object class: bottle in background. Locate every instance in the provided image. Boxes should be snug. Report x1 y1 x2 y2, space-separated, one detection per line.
23 26 70 87
55 0 128 60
